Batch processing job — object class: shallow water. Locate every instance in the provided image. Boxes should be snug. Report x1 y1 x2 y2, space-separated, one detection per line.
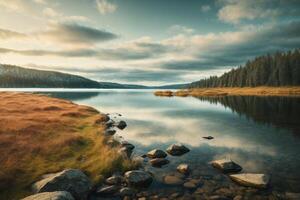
36 89 300 194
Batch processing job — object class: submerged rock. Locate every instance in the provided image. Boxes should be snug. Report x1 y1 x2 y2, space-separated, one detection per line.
177 164 190 174
211 159 242 173
106 175 125 185
104 129 116 136
119 187 135 196
117 121 127 130
149 158 169 167
96 185 120 196
163 175 184 185
166 143 190 156
183 181 197 189
229 173 270 189
203 136 214 140
147 149 167 158
32 169 91 200
22 191 74 200
124 170 153 188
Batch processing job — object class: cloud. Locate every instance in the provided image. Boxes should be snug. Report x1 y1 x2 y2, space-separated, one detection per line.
217 0 300 24
38 23 118 46
0 37 168 60
168 25 194 34
201 5 211 12
0 28 26 39
33 0 48 4
1 20 300 84
0 0 28 12
42 7 89 23
96 0 117 15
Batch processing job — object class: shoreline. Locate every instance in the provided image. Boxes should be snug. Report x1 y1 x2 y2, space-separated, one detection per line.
0 92 136 199
154 87 300 97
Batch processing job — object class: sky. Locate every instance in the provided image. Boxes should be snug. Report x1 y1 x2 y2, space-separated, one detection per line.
0 0 300 86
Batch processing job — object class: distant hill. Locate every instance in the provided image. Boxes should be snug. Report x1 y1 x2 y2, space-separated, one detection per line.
0 64 184 89
0 64 149 88
190 49 300 88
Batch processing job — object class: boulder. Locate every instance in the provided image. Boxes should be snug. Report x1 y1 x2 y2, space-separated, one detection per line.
22 191 74 200
147 149 167 158
96 185 120 196
149 158 169 167
229 173 270 189
166 143 190 156
116 121 127 130
177 164 190 174
32 169 92 200
119 187 135 196
124 170 153 187
106 175 125 185
211 159 242 173
118 146 133 159
163 175 184 185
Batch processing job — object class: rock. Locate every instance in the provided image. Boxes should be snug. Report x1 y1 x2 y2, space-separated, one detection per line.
170 193 181 198
203 136 214 140
106 120 115 128
285 192 300 199
32 169 91 200
177 164 190 174
147 149 167 158
183 181 197 189
119 187 135 196
233 195 243 200
124 170 153 187
121 141 135 151
166 143 190 156
116 121 127 130
163 175 184 185
104 129 116 136
229 173 270 189
118 146 133 159
96 185 120 196
22 191 74 200
211 159 242 173
208 195 231 200
106 175 124 185
149 158 169 167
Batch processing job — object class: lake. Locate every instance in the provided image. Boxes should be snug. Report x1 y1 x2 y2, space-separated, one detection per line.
17 89 300 195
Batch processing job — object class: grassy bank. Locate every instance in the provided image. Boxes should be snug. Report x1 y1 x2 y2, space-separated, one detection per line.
0 92 134 199
154 87 300 97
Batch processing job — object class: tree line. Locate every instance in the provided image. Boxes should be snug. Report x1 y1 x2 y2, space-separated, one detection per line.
190 49 300 88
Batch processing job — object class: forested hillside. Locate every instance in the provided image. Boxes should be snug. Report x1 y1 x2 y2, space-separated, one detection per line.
0 64 149 88
0 64 103 88
190 50 300 88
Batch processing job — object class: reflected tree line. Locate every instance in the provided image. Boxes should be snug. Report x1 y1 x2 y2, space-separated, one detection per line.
196 96 300 134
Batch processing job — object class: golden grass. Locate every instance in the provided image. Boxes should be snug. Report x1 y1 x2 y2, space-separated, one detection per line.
0 92 134 200
154 87 300 97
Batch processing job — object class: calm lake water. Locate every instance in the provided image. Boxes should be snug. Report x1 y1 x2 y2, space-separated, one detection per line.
23 89 300 194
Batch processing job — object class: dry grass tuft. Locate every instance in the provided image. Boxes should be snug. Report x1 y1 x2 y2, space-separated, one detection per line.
0 92 133 199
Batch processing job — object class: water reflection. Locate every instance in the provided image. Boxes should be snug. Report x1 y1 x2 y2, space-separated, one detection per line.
41 90 300 192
